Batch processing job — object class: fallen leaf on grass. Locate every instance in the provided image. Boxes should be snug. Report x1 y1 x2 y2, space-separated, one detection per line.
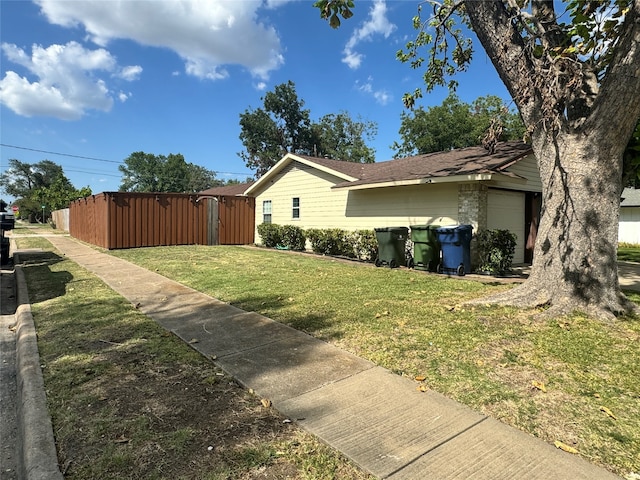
261 398 272 408
188 338 199 344
599 406 617 420
532 380 547 392
114 436 130 444
415 375 427 382
416 384 428 392
554 441 578 454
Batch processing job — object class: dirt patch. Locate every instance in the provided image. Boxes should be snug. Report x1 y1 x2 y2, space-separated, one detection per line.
48 336 366 480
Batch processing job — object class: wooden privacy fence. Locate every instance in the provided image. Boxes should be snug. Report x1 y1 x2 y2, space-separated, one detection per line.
51 208 70 232
70 192 254 249
205 195 256 245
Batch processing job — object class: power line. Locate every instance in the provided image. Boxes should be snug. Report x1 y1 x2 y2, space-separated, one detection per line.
1 143 254 176
64 168 121 178
1 143 122 164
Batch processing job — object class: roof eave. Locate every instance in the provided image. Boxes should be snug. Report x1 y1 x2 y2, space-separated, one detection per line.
333 173 498 191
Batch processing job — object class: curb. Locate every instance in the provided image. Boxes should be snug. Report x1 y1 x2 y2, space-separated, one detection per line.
14 250 63 480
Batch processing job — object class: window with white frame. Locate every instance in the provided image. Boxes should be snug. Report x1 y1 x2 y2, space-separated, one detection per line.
263 200 272 224
292 197 300 219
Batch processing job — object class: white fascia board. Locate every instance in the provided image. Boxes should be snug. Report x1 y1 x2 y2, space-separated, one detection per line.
334 174 496 191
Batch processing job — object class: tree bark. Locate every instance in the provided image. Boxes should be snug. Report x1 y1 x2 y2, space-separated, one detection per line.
464 0 640 319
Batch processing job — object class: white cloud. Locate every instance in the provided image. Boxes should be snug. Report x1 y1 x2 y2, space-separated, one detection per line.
342 0 396 70
0 41 139 119
117 65 143 81
356 76 391 106
373 89 391 106
35 0 285 80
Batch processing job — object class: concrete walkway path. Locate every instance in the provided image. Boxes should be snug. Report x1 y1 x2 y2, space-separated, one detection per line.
33 235 621 480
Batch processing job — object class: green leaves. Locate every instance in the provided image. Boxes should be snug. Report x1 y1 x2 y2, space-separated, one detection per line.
392 94 524 157
118 152 219 193
395 0 472 106
314 0 355 28
239 81 377 175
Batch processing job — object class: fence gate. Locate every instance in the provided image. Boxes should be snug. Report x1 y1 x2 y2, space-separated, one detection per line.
207 199 219 245
206 195 255 246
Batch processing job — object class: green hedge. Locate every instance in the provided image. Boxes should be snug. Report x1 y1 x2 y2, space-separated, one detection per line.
257 223 306 251
258 224 377 261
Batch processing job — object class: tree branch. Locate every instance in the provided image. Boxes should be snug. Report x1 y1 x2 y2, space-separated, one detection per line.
586 0 640 141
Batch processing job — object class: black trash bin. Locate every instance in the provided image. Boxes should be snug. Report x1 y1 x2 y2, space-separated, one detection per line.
410 225 440 271
0 237 9 265
374 227 409 268
435 225 473 276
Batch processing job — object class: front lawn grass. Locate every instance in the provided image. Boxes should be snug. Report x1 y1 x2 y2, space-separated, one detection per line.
16 237 373 480
618 243 640 263
107 245 640 478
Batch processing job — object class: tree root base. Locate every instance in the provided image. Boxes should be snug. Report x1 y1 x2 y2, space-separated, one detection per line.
465 281 640 321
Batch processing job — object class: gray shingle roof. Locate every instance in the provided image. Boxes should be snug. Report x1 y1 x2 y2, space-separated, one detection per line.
337 141 532 187
199 181 255 197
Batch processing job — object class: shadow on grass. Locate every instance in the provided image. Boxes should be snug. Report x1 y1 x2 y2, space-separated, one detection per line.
16 251 73 305
230 293 344 341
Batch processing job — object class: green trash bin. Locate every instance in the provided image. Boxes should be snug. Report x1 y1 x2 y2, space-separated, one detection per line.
410 225 440 271
374 227 409 268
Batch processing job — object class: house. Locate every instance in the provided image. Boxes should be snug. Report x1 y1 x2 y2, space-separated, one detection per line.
620 187 640 245
244 142 542 265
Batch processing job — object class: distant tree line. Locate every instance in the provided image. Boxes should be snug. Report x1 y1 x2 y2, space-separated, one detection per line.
118 152 230 193
0 159 91 221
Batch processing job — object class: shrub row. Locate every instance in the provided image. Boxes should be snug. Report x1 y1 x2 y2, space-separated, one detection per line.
258 223 519 274
256 223 377 261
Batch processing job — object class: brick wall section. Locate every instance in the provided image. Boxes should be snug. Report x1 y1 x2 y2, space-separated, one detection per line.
458 183 488 267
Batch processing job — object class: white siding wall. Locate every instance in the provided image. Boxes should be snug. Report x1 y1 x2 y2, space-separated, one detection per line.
487 189 526 264
619 207 640 245
253 161 459 244
495 154 542 192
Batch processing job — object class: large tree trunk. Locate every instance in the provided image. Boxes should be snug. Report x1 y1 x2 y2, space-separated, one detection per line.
480 132 638 319
463 0 640 319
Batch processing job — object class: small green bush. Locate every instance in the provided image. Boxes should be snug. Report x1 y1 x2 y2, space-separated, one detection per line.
476 229 517 275
281 225 306 251
257 223 282 248
306 228 352 257
350 230 378 261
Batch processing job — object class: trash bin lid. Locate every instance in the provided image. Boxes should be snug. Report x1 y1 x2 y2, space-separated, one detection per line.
435 225 458 232
376 226 408 232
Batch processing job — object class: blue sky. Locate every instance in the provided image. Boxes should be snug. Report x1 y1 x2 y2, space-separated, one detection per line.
1 0 512 204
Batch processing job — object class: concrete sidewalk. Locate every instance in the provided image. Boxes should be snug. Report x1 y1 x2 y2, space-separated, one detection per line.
32 235 620 480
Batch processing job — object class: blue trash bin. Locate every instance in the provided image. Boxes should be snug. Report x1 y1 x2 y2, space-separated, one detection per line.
435 225 473 276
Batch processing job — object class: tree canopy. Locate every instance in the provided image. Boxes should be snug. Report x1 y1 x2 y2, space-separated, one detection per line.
316 0 640 319
0 158 91 221
118 152 221 193
238 80 377 176
392 94 525 157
